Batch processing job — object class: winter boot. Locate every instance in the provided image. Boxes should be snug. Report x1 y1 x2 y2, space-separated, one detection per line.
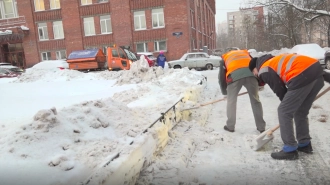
271 150 298 160
224 125 234 132
297 142 313 154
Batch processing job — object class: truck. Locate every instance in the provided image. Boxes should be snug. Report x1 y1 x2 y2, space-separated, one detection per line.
67 45 138 71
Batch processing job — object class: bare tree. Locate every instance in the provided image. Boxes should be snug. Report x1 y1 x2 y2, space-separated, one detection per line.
249 0 330 46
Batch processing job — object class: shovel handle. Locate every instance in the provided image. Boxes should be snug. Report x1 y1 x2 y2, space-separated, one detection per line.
200 91 249 106
267 124 280 135
314 86 330 101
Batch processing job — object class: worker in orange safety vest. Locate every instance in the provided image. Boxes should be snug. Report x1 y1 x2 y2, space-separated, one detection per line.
249 53 330 160
219 49 266 133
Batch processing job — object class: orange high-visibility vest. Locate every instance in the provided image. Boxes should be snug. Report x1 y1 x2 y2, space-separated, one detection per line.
258 54 318 84
222 50 251 78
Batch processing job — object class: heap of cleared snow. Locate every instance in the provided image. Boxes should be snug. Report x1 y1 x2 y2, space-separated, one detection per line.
0 61 206 185
13 68 95 83
12 56 194 85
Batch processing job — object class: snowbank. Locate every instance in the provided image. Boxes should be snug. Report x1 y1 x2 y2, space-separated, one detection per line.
0 60 207 185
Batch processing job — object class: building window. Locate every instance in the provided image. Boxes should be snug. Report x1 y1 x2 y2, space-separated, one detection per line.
81 0 92 5
190 10 194 28
53 21 64 39
83 17 95 36
34 0 45 11
98 0 108 2
50 0 60 9
134 11 146 30
136 43 148 52
38 22 49 40
41 52 51 61
154 41 166 51
0 0 18 19
56 50 66 60
152 8 164 28
100 15 112 34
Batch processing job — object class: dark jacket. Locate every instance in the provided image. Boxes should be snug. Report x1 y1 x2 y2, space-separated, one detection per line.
256 54 324 101
218 57 257 95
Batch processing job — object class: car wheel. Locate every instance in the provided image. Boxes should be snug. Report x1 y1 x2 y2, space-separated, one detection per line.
326 58 330 70
174 65 181 69
206 64 213 70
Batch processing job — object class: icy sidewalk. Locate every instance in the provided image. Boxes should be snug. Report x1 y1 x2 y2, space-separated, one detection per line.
136 70 330 185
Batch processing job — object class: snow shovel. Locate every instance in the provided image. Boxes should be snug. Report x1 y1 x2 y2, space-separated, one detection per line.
182 91 248 111
253 86 330 151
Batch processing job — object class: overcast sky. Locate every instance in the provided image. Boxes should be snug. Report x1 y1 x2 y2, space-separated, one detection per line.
215 1 242 24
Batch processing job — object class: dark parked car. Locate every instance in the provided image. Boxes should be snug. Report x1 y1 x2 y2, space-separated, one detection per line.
0 68 21 78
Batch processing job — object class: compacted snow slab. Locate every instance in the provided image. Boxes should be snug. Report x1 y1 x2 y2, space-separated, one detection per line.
81 78 208 185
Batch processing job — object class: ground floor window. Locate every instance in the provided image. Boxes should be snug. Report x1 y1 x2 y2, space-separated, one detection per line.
41 52 51 61
136 42 148 52
154 40 166 51
56 50 66 60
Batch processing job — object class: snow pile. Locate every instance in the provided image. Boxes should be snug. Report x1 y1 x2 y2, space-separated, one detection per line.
0 60 206 185
13 68 96 83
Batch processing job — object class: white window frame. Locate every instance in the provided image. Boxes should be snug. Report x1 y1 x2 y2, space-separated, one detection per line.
41 52 51 61
134 11 146 30
0 0 18 19
56 50 66 60
81 0 92 5
190 10 194 28
50 0 60 9
53 21 64 39
152 8 164 28
154 41 166 52
136 43 148 52
100 15 112 34
38 22 49 40
83 17 95 36
34 0 45 11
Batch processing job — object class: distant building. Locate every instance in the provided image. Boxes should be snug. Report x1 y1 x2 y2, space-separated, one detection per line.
226 6 264 50
0 0 216 68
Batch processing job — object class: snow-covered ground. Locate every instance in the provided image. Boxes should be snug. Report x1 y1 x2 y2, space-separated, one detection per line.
1 48 330 185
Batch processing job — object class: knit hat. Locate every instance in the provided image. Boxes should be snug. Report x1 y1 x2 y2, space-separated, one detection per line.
249 57 258 71
159 51 164 54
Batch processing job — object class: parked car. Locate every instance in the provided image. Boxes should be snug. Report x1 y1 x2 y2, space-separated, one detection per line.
0 68 21 78
167 52 222 70
224 47 240 53
324 51 330 69
290 43 326 67
0 64 25 74
31 60 69 70
136 52 157 66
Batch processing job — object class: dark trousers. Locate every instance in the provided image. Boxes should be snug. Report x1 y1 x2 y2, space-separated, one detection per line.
278 77 324 148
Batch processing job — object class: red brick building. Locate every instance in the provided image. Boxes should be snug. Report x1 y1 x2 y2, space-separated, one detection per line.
0 0 215 68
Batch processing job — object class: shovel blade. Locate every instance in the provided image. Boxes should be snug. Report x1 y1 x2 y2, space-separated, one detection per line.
253 128 275 151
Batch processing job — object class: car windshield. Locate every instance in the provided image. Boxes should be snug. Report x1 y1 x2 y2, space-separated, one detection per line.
124 49 138 61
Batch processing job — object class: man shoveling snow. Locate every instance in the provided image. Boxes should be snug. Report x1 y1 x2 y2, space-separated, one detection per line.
249 53 330 160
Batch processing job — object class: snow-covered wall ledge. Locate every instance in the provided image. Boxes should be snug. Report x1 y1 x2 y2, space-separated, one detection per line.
81 78 208 185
